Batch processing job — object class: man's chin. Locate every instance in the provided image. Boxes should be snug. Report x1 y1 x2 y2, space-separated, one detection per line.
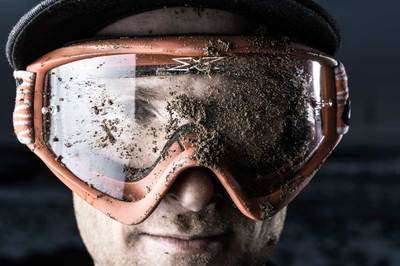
125 248 228 266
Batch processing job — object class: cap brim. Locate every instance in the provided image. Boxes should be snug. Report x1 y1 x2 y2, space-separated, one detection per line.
6 0 341 70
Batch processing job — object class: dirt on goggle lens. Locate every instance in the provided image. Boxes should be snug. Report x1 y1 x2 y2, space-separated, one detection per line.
43 53 323 200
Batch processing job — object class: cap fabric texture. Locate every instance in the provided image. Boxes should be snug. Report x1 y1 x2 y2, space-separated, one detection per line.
6 0 341 70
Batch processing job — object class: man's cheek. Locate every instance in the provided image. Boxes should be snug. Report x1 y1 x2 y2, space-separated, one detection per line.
73 195 131 257
231 208 287 260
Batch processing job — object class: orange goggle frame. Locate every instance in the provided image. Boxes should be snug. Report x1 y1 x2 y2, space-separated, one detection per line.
13 36 350 224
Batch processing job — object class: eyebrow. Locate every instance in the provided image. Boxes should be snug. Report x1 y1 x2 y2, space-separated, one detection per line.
134 73 223 100
135 85 167 102
135 73 189 101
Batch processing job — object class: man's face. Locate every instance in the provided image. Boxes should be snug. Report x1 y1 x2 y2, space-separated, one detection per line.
72 7 287 266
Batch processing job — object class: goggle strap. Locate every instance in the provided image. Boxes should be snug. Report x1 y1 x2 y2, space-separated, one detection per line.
335 62 350 135
13 70 36 145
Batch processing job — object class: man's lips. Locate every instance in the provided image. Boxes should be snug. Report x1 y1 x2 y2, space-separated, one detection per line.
139 232 230 252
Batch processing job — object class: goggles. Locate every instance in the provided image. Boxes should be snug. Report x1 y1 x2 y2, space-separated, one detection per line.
13 36 350 224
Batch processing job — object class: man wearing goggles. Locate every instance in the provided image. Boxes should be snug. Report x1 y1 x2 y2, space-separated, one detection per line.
7 0 350 265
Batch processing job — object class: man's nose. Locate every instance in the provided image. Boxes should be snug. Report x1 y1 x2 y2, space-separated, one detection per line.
167 167 215 212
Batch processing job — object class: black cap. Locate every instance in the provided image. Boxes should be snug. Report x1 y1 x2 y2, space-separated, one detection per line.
6 0 341 70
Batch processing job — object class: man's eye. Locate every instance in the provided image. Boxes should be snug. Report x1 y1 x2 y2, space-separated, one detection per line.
135 99 157 124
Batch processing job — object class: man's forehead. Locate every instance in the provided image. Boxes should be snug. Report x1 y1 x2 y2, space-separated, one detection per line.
97 7 257 36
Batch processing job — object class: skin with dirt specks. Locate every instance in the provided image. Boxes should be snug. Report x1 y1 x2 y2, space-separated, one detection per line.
73 7 292 266
74 185 287 266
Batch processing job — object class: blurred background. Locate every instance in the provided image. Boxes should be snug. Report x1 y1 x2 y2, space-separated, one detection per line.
0 1 399 265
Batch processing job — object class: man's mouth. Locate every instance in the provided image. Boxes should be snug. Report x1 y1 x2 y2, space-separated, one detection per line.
139 232 230 252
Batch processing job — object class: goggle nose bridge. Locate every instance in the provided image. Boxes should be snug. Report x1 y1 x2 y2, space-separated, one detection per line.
158 146 260 220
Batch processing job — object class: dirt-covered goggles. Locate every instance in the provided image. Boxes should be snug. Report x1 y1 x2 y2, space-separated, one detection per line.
13 36 350 224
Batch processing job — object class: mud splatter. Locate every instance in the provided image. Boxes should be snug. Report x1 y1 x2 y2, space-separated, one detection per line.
165 39 315 195
203 39 233 56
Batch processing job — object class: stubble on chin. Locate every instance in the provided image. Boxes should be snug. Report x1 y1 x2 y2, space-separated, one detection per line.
74 194 286 266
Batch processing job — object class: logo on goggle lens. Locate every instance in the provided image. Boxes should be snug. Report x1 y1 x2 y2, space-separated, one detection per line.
162 57 225 73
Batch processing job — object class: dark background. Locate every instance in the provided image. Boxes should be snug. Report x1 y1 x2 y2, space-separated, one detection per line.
0 1 399 265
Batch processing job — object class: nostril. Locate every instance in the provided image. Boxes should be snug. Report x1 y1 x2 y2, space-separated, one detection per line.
168 167 215 212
